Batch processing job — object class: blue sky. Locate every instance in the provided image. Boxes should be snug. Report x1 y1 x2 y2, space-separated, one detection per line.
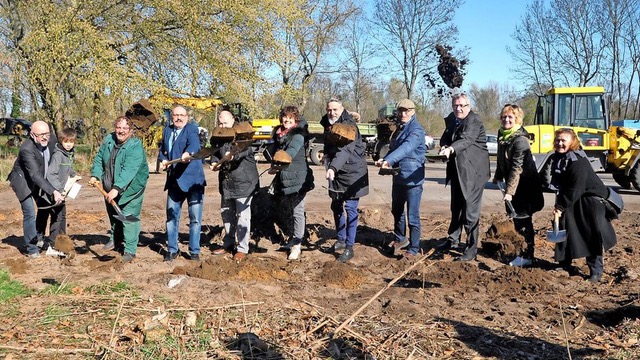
454 0 530 91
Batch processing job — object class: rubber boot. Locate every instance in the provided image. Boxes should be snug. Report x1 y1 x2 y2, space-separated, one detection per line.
586 255 604 283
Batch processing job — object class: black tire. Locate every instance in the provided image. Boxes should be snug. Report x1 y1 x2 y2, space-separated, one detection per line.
631 164 640 192
310 145 324 166
613 173 632 189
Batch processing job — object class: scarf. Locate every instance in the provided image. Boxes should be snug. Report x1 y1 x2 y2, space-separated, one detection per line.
276 123 297 139
498 124 522 142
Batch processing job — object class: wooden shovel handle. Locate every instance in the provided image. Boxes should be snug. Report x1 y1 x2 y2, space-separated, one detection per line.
91 182 120 209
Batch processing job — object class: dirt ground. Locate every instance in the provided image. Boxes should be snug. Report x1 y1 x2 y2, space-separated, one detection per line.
1 161 640 359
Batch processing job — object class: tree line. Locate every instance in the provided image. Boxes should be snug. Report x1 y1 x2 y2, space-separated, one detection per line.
1 0 639 146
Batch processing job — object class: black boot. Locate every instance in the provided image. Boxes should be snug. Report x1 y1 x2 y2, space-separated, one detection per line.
586 255 604 283
338 247 354 263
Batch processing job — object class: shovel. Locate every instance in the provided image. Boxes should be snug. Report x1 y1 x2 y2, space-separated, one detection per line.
546 211 567 243
497 182 528 219
90 182 140 223
164 146 218 166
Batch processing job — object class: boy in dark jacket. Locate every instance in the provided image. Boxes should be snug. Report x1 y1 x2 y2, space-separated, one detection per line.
37 127 79 245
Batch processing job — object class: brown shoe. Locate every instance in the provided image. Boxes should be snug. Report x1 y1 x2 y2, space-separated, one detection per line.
403 252 417 260
213 248 230 255
233 252 246 262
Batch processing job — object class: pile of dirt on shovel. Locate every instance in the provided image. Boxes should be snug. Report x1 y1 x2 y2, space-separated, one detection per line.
482 219 525 262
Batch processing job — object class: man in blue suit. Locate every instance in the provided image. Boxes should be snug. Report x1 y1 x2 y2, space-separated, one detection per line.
159 106 207 261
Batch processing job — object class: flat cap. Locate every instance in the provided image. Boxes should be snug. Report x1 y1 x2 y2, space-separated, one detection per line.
396 99 415 109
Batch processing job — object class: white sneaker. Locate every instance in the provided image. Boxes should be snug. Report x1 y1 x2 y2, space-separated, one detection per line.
288 244 301 260
509 256 533 267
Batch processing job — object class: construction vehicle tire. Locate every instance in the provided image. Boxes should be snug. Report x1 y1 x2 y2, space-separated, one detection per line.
631 164 640 192
310 145 324 166
613 173 631 189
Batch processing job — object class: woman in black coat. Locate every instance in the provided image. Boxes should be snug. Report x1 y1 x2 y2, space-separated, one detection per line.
548 128 616 282
493 105 543 267
267 106 314 261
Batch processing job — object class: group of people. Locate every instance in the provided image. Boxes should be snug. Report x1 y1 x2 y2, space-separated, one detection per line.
437 94 616 282
8 95 618 281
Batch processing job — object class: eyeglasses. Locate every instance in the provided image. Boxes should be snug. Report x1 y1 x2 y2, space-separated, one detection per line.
503 103 520 109
172 114 187 117
33 132 50 138
397 108 415 113
453 104 469 108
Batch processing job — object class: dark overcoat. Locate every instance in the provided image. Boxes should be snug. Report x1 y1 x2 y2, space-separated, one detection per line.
549 151 617 261
440 111 490 198
494 127 543 216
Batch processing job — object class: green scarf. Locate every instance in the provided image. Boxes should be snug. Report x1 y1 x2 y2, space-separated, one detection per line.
498 124 522 142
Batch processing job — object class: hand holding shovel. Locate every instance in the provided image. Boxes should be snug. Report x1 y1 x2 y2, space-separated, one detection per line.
88 179 140 223
497 182 528 219
546 210 567 243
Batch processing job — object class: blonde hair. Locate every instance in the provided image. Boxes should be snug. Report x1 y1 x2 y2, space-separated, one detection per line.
500 104 524 125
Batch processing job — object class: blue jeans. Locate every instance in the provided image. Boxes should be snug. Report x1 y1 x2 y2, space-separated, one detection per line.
392 183 423 255
331 198 359 247
20 196 39 255
166 187 203 255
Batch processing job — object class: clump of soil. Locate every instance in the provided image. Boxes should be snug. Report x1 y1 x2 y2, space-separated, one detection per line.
179 256 290 282
321 261 367 289
3 258 29 274
424 262 484 291
488 267 558 294
483 219 524 262
358 206 383 227
53 234 75 255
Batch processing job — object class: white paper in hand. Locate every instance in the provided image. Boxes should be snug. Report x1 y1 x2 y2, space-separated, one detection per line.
66 183 81 199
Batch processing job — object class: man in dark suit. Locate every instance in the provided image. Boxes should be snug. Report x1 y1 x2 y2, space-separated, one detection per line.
159 106 206 261
8 120 64 258
439 94 491 261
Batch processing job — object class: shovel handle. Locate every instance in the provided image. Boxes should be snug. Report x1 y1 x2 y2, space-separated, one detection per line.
505 199 517 215
91 182 122 210
553 211 560 232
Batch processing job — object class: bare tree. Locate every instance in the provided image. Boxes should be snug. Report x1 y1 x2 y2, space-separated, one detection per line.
372 0 462 98
273 0 358 110
468 82 502 131
338 9 380 116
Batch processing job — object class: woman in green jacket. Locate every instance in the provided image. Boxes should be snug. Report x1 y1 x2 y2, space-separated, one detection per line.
90 116 149 262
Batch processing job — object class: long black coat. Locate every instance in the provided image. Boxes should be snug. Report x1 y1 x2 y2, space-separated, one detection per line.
549 151 617 261
320 111 369 200
440 111 490 198
268 120 314 195
494 127 543 216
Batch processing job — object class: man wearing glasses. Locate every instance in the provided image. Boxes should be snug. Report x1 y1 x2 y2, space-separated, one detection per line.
438 94 490 261
8 120 64 258
158 106 206 262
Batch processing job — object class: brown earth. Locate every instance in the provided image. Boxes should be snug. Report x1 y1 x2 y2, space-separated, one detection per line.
0 162 639 359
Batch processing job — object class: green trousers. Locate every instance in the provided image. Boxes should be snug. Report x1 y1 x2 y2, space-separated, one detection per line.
105 194 144 255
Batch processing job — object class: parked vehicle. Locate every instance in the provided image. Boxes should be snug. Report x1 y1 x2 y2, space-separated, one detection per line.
0 117 31 146
486 134 498 156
